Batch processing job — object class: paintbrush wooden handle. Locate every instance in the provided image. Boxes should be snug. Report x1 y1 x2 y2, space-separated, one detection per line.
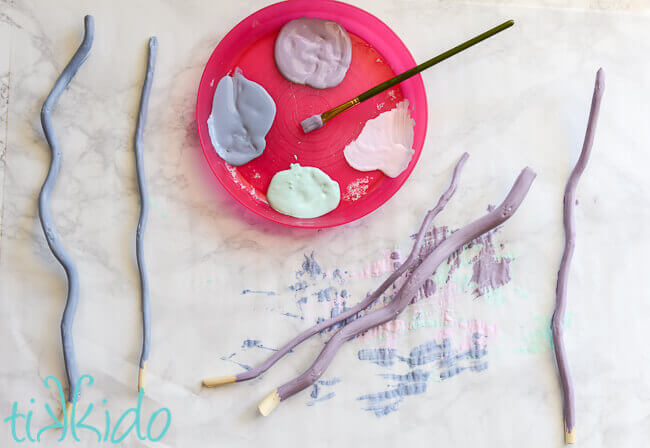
357 20 514 103
311 20 514 129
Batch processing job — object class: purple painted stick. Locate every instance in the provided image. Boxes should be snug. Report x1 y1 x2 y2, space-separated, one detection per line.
258 166 536 415
204 153 469 388
551 68 604 445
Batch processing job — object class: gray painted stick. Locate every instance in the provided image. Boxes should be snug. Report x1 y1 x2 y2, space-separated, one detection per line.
259 166 536 416
38 15 94 409
203 153 469 388
551 68 605 445
135 37 158 393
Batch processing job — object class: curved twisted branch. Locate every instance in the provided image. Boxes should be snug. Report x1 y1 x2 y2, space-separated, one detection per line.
551 68 605 445
135 37 158 393
203 153 469 387
259 166 536 416
38 15 94 408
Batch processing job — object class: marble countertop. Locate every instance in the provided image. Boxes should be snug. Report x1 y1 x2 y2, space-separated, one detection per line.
1 0 649 447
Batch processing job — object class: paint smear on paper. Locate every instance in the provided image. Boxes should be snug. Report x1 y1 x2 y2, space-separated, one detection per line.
242 289 276 296
357 334 488 416
517 313 574 354
226 225 520 412
306 377 342 406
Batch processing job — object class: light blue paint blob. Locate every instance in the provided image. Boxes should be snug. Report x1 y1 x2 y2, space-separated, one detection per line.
207 70 275 166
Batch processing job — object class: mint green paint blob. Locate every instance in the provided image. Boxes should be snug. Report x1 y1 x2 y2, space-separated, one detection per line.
267 164 340 219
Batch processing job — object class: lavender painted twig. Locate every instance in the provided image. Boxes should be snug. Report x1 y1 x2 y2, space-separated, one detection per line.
258 166 536 415
135 37 157 393
203 153 469 388
38 15 94 410
551 68 604 445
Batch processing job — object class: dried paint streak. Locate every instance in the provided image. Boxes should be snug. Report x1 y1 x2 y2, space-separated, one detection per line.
296 252 324 279
415 226 512 299
356 335 488 417
242 289 276 296
357 383 427 417
236 234 515 414
358 348 403 367
219 353 252 371
318 377 342 386
314 287 335 302
517 313 574 354
404 340 449 368
241 340 279 351
281 253 356 331
276 240 512 350
471 257 511 295
220 340 291 372
468 230 511 296
347 226 514 308
290 281 308 292
306 392 336 406
306 377 341 406
378 369 430 382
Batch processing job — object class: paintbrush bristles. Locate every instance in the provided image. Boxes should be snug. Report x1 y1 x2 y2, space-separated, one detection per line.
300 114 323 133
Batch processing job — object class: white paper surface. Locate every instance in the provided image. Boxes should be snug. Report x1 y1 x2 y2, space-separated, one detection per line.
0 1 649 446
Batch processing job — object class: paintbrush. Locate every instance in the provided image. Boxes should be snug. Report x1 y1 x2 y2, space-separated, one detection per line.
300 19 514 133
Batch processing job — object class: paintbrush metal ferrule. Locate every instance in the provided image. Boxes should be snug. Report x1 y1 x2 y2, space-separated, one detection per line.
302 97 360 134
321 97 360 123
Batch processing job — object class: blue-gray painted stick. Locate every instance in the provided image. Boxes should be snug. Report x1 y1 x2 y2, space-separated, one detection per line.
38 15 94 411
135 37 157 392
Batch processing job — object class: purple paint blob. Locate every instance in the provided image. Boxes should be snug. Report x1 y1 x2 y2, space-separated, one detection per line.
423 278 436 297
274 18 352 89
471 256 511 295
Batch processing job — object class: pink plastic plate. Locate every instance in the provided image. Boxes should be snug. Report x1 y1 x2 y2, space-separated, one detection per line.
196 0 427 228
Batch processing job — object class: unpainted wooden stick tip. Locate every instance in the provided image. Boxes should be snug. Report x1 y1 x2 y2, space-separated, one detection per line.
565 422 576 444
59 401 72 422
258 389 280 417
203 374 237 387
138 365 146 392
